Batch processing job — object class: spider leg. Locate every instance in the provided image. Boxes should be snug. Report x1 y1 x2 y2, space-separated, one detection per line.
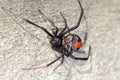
62 0 84 35
77 50 85 53
59 12 70 35
70 45 91 60
22 55 63 70
23 18 53 37
81 10 89 46
1 7 41 40
83 32 88 45
45 55 62 67
53 54 64 71
38 10 58 35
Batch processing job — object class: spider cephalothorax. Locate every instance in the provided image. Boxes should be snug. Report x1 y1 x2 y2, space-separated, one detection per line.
50 36 62 48
23 0 91 70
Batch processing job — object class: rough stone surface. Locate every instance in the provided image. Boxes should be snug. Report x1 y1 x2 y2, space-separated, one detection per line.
0 0 120 80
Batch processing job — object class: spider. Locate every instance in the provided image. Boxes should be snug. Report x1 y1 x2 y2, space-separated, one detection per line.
23 0 91 71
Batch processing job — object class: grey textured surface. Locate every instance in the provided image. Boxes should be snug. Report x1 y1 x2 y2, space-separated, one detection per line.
0 0 120 80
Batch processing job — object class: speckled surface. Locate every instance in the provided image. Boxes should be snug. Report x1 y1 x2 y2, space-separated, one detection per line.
0 0 120 80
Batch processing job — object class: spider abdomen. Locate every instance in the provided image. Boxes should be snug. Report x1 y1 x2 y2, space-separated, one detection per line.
62 34 82 53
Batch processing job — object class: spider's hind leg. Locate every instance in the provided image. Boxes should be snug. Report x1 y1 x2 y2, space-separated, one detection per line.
59 12 70 35
83 32 88 46
62 0 84 35
70 45 91 60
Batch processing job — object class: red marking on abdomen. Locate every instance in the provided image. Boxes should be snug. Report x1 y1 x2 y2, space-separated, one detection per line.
74 41 82 49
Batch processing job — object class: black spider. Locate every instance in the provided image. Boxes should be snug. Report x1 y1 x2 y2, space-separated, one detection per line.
23 0 91 71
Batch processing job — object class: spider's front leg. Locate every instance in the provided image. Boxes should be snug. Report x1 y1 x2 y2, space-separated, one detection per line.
23 19 53 37
42 53 64 71
22 54 64 71
38 10 58 35
53 54 64 71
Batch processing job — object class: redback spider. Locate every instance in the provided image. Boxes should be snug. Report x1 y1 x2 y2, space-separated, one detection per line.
22 0 91 71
